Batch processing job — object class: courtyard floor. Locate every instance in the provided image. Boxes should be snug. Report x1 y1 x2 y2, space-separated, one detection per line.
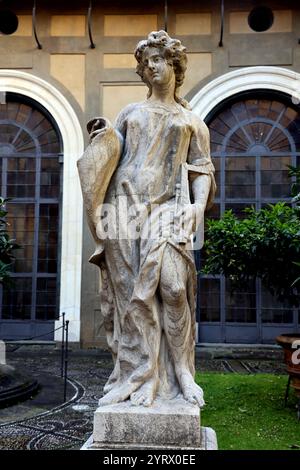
0 344 288 450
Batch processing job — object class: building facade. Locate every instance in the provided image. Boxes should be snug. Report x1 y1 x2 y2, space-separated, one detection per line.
0 0 299 345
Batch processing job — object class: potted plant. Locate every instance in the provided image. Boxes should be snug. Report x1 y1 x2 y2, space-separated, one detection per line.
276 334 300 418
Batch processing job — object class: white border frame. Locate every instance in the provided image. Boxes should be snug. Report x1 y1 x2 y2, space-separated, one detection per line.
190 66 300 119
0 70 84 342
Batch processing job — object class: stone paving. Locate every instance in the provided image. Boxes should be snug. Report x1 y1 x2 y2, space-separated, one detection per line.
0 346 286 450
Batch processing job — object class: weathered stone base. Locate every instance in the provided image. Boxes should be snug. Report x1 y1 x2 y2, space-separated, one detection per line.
81 397 218 450
81 426 218 450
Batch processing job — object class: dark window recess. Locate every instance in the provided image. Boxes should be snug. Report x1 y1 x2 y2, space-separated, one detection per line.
0 94 62 325
0 10 19 35
248 6 274 32
196 91 300 342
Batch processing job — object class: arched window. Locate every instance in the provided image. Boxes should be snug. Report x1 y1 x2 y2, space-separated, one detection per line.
0 93 62 340
198 91 300 343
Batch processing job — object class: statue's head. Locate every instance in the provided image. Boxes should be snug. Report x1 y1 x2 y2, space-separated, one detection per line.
134 30 188 107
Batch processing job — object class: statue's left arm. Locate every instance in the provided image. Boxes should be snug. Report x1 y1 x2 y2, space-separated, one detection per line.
176 116 216 236
188 116 216 209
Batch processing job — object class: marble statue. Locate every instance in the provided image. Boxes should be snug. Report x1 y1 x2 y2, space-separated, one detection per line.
78 30 216 410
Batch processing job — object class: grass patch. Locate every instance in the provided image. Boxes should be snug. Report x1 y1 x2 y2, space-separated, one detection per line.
195 372 299 450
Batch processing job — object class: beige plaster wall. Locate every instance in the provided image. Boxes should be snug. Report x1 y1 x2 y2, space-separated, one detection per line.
50 15 86 36
13 15 32 37
175 13 211 35
50 54 85 110
103 54 137 69
102 84 147 122
230 10 292 34
104 15 158 36
103 52 212 98
181 53 212 96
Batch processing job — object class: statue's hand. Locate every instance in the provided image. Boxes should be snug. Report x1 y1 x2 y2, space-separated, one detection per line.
175 203 205 243
87 117 110 142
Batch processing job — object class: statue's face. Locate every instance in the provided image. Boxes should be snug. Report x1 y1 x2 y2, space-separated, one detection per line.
142 47 174 88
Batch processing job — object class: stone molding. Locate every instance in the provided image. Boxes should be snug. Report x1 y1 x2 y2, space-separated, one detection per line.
190 66 300 119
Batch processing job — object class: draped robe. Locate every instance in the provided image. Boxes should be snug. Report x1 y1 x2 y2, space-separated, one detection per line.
78 100 216 400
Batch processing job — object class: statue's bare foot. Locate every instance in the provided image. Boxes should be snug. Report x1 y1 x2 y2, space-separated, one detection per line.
130 377 157 407
180 372 205 408
103 382 114 394
103 363 119 394
98 382 137 406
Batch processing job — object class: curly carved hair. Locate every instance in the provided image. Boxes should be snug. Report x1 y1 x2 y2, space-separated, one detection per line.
134 30 189 108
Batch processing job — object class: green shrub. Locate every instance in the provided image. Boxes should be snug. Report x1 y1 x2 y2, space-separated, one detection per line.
0 198 20 285
202 202 300 306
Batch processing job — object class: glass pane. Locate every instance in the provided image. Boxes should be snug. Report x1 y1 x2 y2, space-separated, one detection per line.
210 128 224 154
200 204 220 264
267 128 290 152
261 287 294 324
205 203 220 221
40 158 60 198
13 103 31 125
226 279 256 322
38 204 58 273
226 127 250 153
14 129 37 154
6 157 36 198
279 106 297 128
225 156 256 199
34 119 59 154
211 156 220 198
6 203 35 273
285 120 300 150
36 278 57 320
260 156 291 199
199 278 220 322
0 124 17 145
25 108 44 131
0 98 61 328
243 122 273 148
209 116 230 141
231 101 249 121
225 203 253 219
2 278 32 320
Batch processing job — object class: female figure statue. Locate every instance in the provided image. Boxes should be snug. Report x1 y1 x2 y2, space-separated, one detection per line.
78 31 216 408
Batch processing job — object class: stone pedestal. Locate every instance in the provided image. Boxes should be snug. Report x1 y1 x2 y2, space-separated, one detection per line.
82 397 218 450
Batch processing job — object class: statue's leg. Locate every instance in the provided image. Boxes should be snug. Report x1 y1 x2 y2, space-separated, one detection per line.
159 244 204 407
99 237 161 407
98 239 139 405
129 278 162 407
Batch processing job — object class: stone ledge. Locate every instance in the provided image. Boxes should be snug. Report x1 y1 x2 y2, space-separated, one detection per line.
81 427 218 450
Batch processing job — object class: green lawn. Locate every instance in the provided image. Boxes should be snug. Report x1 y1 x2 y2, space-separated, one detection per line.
195 372 299 450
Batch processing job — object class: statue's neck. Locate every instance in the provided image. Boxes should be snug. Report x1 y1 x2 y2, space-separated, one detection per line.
149 83 176 105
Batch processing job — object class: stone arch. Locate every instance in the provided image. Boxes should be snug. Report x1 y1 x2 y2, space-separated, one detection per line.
190 66 300 119
0 70 84 342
